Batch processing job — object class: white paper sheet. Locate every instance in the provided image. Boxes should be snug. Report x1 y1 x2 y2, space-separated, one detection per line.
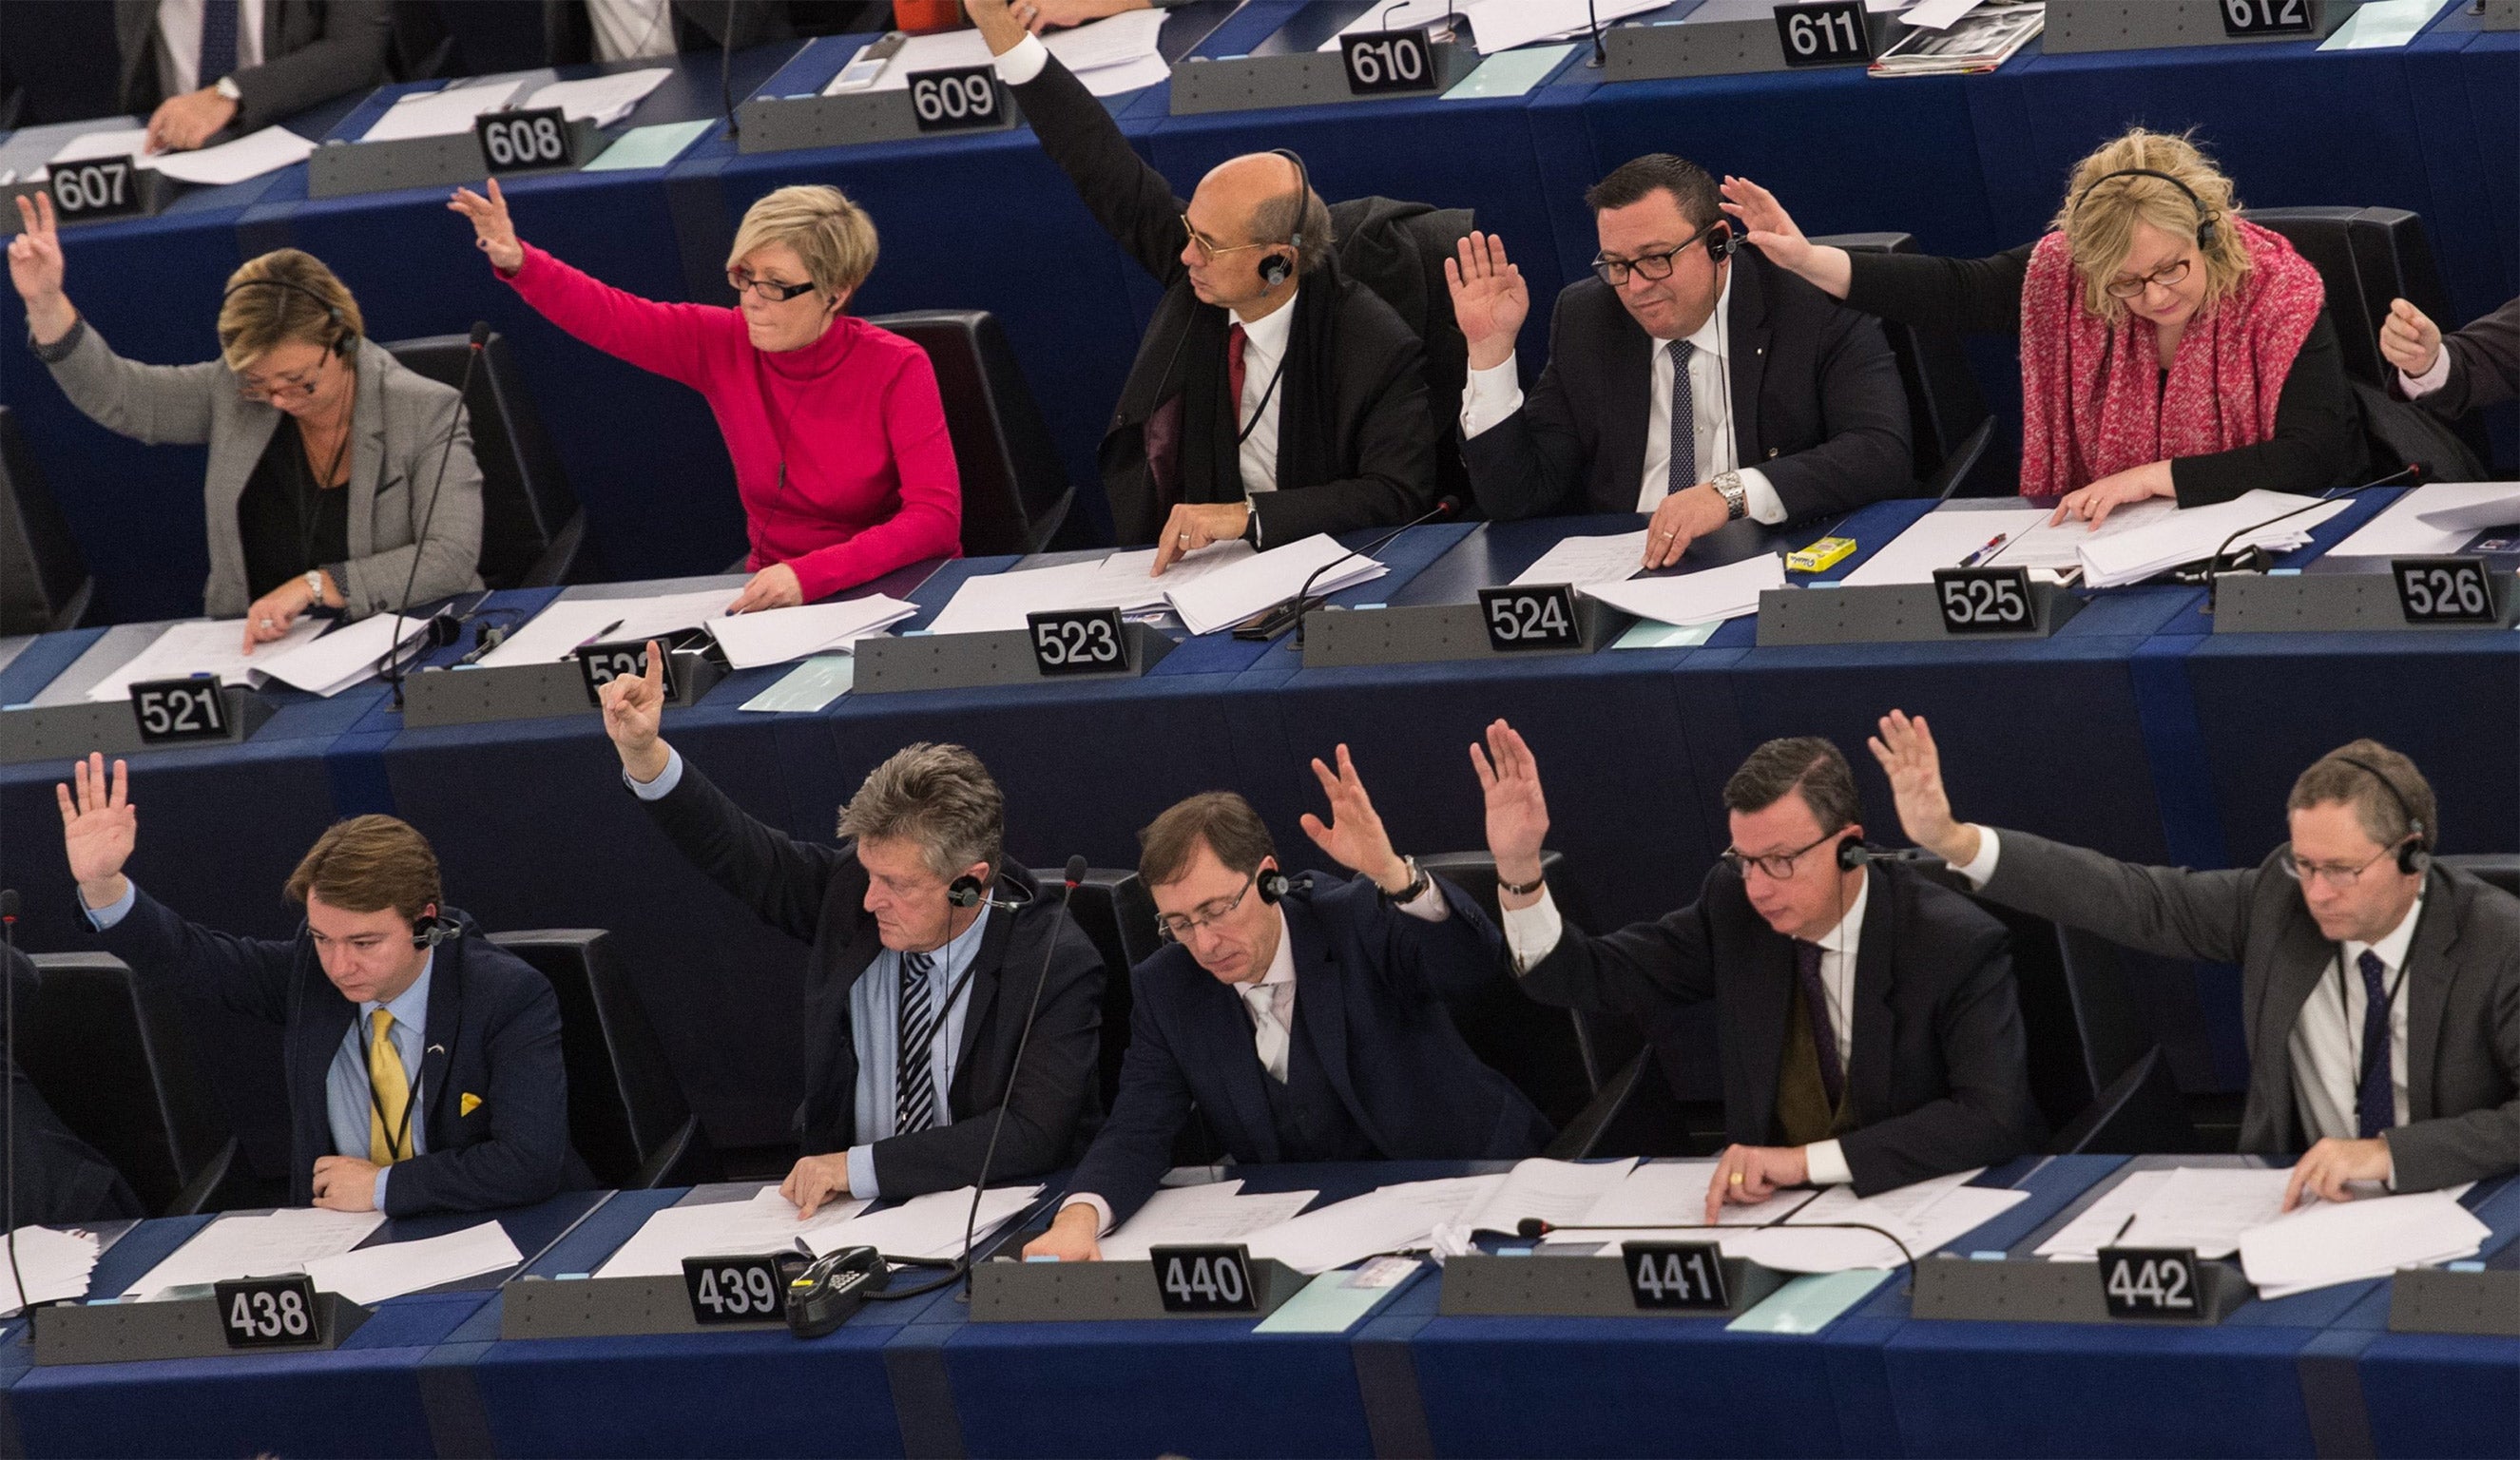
1900 0 1984 29
476 589 741 668
803 1184 1044 1262
2073 490 2344 588
362 80 528 142
2318 0 2454 49
2240 1187 2487 1297
1534 1161 1801 1246
82 616 324 703
705 596 916 669
1042 7 1168 69
2095 1167 2292 1259
48 127 152 165
1511 529 1649 587
523 67 671 125
1243 1174 1506 1275
1162 534 1385 636
2327 482 2520 555
145 125 317 184
1072 52 1175 96
1099 1181 1321 1262
1467 0 1667 53
595 1186 872 1278
1986 498 2178 571
247 612 432 697
1722 1173 2026 1274
123 1209 387 1298
1840 507 2049 586
2032 1169 2172 1258
0 1226 102 1316
1458 1158 1637 1235
301 1221 524 1305
1581 553 1782 626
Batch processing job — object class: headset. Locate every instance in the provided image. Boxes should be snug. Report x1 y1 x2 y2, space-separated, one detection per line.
945 868 1038 912
1256 863 1290 904
1255 148 1311 291
221 275 358 358
409 907 459 950
2330 756 2432 876
2070 166 2221 253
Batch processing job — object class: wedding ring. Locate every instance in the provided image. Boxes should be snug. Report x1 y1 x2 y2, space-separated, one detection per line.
1728 1171 1745 1185
259 618 276 629
1178 533 1191 547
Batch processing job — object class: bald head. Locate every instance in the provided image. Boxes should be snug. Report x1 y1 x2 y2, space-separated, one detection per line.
1180 151 1332 315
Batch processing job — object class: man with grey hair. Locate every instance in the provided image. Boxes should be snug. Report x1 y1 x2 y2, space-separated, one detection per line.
598 647 1104 1211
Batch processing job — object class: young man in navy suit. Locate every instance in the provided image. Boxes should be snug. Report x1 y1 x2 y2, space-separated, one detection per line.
1025 747 1552 1260
59 754 588 1215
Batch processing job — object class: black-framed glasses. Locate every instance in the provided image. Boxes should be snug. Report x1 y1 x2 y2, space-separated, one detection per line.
726 269 819 302
2276 841 2399 889
1590 221 1722 287
2103 257 2192 299
1720 832 1838 882
1155 873 1257 942
237 351 330 403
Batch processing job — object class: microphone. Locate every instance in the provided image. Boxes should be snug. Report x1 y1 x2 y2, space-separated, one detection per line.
3 889 25 1324
1840 843 1937 869
1233 495 1462 644
382 321 493 708
2196 462 2429 611
720 0 742 142
1511 1214 1919 1270
1584 0 1606 67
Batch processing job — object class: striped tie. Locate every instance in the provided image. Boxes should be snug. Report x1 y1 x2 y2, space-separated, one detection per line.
895 951 938 1135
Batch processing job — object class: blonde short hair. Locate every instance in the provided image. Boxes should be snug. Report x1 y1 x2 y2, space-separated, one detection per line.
2049 128 2250 322
727 184 879 299
217 249 363 374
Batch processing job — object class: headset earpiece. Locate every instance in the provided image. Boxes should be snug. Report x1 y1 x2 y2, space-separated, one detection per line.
1704 221 1737 260
1835 833 1867 872
1258 251 1294 288
946 875 984 910
1257 148 1310 292
409 909 454 949
1255 866 1289 905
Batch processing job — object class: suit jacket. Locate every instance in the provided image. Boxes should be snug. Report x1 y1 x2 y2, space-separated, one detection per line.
1974 832 2520 1192
1517 861 2041 1195
541 0 796 65
2409 296 2520 418
2 950 144 1224
115 0 392 131
638 759 1104 1197
1071 873 1554 1226
37 324 483 619
1010 53 1437 548
93 893 590 1215
1462 256 1914 522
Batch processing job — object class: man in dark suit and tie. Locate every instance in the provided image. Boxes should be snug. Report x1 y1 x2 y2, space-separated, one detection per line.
599 647 1104 1215
115 1 393 153
1448 154 1914 568
3 947 144 1225
2382 295 2520 418
1474 722 2039 1217
60 755 588 1215
1025 749 1551 1258
965 0 1437 568
1873 711 2520 1206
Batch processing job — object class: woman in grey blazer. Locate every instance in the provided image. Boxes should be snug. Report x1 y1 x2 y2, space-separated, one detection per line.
9 194 481 645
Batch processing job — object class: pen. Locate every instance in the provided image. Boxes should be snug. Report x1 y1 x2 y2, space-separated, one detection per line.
2110 1213 2137 1244
575 618 625 650
1957 532 2010 568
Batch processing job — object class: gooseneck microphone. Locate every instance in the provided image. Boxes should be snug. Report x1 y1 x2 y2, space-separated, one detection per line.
1512 1214 1920 1271
382 321 493 707
1235 495 1462 644
2197 461 2430 611
3 890 25 1321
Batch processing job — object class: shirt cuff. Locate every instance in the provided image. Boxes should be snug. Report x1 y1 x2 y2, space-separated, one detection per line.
1951 827 2001 888
1458 355 1524 439
1069 1193 1114 1238
83 879 138 931
625 744 684 800
373 1166 392 1209
846 1144 878 1201
2400 346 2453 399
1500 884 1563 973
1738 468 1785 526
993 32 1050 85
1803 1141 1852 1187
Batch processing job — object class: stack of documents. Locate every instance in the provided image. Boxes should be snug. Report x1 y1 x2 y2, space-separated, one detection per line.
2239 1189 2488 1297
2036 1166 2289 1258
801 1184 1045 1262
1840 506 2050 586
83 617 323 702
1243 1174 1510 1275
1871 1 2043 74
1580 552 1783 627
1537 1164 2028 1274
839 10 1170 98
250 612 437 696
596 1186 870 1278
0 1226 102 1316
363 80 528 142
705 596 916 669
2069 490 2347 588
122 1208 386 1298
1095 1181 1320 1262
523 68 670 126
477 589 741 668
40 125 315 185
300 1221 524 1305
1162 534 1387 637
2329 482 2520 557
1511 529 1647 588
926 544 1246 636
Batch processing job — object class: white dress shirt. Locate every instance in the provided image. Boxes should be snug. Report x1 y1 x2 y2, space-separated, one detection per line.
1458 266 1783 522
2399 346 2453 401
1230 290 1297 504
588 0 678 61
155 0 267 97
1499 877 1861 1186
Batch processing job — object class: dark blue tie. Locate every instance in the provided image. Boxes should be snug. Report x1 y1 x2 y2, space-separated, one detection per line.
198 0 240 89
1665 339 1696 497
1796 940 1844 1110
895 951 937 1136
2355 950 2395 1140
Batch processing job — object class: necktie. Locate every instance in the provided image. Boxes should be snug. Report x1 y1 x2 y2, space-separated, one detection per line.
1227 323 1250 420
1795 940 1845 1110
895 951 938 1135
199 0 240 89
1665 339 1697 496
2355 950 2395 1140
1242 981 1289 1085
367 1009 413 1164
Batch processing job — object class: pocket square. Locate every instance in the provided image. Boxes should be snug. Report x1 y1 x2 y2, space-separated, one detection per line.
460 1092 484 1117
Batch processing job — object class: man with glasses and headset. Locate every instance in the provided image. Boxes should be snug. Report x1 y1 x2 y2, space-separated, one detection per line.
1473 720 2039 1220
1873 711 2520 1207
1024 748 1550 1261
1445 154 1912 568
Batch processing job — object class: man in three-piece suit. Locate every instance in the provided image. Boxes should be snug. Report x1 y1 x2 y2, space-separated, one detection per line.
599 647 1105 1215
1448 153 1914 569
2 948 144 1225
1874 712 2520 1207
1475 722 2040 1218
62 754 589 1215
1025 751 1552 1258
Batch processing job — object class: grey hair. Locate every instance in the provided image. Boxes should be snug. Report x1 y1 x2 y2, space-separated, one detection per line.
1248 178 1335 274
837 741 1005 881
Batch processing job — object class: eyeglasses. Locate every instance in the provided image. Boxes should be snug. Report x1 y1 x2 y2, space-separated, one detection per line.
2103 257 2192 299
1590 221 1722 287
237 354 330 403
725 269 819 302
1155 873 1257 942
1720 832 1839 882
2277 842 2402 890
1181 213 1280 267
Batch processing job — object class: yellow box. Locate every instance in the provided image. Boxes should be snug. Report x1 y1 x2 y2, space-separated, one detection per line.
1785 537 1856 574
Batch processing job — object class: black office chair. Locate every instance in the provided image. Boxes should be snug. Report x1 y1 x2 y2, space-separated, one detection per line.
1963 898 2094 1136
491 930 719 1189
2048 1047 2200 1156
1045 866 1140 1113
21 951 242 1216
1414 850 1611 1127
385 331 592 589
864 310 1073 556
1812 232 1998 499
2437 853 2520 899
0 405 98 634
1331 197 1477 506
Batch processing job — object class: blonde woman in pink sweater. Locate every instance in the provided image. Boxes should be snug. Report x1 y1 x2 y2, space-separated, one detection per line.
451 179 960 610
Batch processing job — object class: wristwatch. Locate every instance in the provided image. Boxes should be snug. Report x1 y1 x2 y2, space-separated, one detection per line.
214 75 242 103
1381 855 1430 904
1498 871 1547 897
1713 470 1748 521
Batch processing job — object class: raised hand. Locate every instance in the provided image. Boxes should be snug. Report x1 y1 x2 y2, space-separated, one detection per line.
1470 719 1549 892
8 193 77 345
597 641 671 783
56 752 137 908
2378 298 2443 380
1445 231 1529 372
447 178 526 272
1299 743 1410 892
1865 709 1976 865
1719 176 1848 298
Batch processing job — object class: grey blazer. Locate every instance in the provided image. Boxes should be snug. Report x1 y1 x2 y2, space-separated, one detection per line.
41 321 483 619
1971 830 2520 1193
116 0 393 132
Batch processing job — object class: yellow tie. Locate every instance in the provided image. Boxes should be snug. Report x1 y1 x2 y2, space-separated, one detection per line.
367 1009 413 1164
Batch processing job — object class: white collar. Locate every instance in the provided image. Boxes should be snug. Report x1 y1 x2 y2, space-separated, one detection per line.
1248 906 1298 991
1809 870 1869 954
1232 288 1298 356
2345 886 2425 970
